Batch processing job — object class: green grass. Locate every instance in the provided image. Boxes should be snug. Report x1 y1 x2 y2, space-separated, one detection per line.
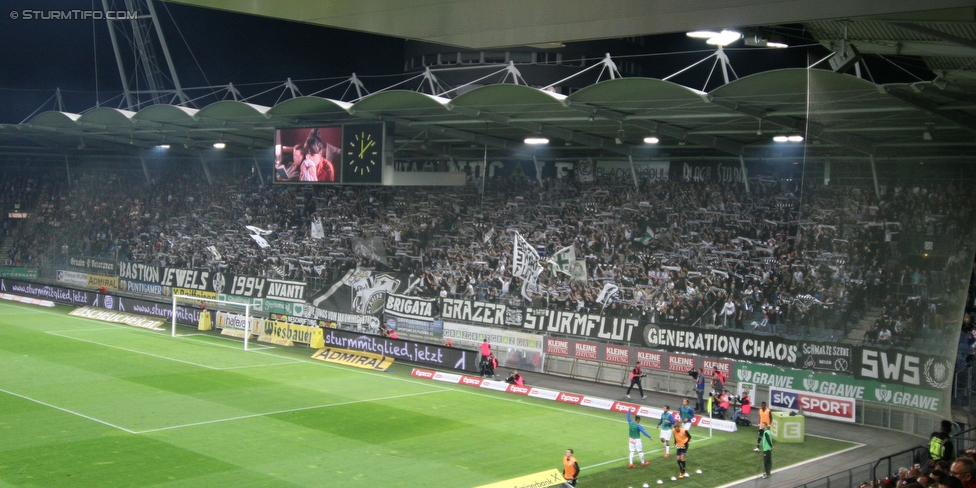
0 301 856 487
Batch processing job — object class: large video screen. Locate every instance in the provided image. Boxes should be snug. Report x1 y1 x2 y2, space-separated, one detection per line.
274 124 384 184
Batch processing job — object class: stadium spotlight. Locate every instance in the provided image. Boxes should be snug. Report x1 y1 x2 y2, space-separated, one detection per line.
524 136 549 145
643 136 660 144
773 135 789 142
688 29 741 46
213 142 226 149
787 135 804 142
156 144 170 149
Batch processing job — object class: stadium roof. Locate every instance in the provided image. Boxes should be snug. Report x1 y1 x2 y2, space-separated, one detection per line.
1 68 972 164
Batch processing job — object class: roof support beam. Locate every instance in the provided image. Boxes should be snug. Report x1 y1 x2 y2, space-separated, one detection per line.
566 101 746 156
705 96 877 155
447 105 635 157
883 86 976 133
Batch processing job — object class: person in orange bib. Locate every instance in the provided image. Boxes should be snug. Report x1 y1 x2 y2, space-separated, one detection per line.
673 424 691 478
563 449 579 486
756 402 772 452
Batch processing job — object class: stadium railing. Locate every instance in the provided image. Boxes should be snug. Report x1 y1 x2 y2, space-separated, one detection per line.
793 427 976 488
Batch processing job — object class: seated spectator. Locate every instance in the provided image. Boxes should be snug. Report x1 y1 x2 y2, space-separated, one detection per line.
505 370 523 387
732 389 752 423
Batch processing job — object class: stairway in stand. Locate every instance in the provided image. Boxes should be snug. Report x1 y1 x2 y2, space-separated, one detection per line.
844 306 882 343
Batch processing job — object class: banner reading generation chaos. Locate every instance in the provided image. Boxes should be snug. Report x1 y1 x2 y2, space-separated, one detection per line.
641 323 800 368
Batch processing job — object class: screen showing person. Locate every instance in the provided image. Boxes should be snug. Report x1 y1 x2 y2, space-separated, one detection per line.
274 127 340 183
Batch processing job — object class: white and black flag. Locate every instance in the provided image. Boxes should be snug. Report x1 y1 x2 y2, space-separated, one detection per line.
512 232 543 283
310 218 325 240
546 245 576 276
351 237 389 266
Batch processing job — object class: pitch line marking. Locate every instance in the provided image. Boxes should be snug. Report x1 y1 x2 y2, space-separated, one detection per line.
0 387 136 434
712 441 866 488
134 390 447 434
581 436 716 470
46 331 297 370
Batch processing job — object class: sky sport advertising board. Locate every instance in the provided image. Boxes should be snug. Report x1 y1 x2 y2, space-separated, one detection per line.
768 386 856 423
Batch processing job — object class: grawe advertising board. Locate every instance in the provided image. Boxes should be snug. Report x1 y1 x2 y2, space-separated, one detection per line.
768 386 856 423
735 362 946 417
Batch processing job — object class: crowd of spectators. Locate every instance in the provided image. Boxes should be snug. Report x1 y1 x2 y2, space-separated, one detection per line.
1 162 974 348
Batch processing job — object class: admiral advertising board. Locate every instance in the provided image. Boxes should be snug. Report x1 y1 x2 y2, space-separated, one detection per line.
321 328 478 372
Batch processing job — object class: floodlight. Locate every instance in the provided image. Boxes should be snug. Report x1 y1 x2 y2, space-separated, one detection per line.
157 144 170 149
687 31 720 39
706 30 742 46
643 136 660 144
524 136 549 145
773 135 789 142
213 142 226 149
787 135 804 142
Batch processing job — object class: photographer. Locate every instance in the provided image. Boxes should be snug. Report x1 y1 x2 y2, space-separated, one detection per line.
625 362 646 399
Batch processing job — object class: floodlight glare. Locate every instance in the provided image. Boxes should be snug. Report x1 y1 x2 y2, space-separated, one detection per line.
706 30 742 46
687 31 721 39
524 136 549 145
773 135 789 142
213 142 226 149
643 136 660 144
157 144 170 149
787 135 804 142
767 42 788 48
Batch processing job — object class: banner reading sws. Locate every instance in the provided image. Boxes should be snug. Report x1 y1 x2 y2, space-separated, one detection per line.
854 346 954 391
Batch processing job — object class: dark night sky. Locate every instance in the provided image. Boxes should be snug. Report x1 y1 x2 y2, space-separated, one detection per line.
0 1 933 125
0 0 406 123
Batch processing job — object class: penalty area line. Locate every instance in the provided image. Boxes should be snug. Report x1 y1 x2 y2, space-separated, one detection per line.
134 389 448 434
0 387 136 434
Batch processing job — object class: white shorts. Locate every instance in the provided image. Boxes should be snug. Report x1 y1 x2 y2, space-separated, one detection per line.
682 422 692 431
629 438 644 453
660 429 673 442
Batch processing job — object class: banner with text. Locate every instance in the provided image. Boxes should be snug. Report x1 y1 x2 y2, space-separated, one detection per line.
734 362 946 417
321 328 477 372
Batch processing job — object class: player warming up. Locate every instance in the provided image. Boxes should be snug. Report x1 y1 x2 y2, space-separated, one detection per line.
679 398 696 430
626 408 653 468
658 406 675 458
673 423 691 478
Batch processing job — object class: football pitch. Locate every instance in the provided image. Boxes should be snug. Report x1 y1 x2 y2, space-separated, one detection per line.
0 301 857 487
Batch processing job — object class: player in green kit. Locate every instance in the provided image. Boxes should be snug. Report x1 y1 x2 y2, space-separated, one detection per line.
679 398 697 430
626 408 653 468
658 406 675 458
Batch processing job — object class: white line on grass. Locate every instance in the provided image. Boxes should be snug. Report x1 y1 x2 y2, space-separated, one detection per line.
712 441 866 488
46 331 225 370
0 387 136 434
134 389 447 434
581 435 717 470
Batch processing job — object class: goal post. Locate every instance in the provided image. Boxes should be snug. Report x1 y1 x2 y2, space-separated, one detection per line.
171 294 254 350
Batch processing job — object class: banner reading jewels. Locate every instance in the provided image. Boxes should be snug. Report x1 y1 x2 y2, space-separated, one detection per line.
321 328 478 373
733 362 947 417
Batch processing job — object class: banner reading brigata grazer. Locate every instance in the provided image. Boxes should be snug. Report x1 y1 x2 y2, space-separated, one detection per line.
321 328 478 373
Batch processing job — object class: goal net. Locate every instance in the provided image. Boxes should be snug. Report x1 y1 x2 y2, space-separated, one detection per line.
170 294 256 350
